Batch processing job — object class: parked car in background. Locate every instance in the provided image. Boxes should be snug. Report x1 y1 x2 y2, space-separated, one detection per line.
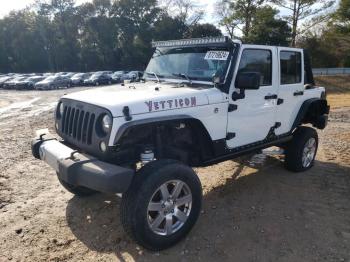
62 72 76 78
15 76 46 90
71 73 91 86
0 76 13 88
111 71 128 83
55 72 70 77
120 71 143 82
84 71 113 86
35 75 72 90
43 73 53 77
3 76 27 89
5 73 16 77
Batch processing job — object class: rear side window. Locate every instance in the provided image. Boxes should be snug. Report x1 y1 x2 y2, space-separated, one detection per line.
280 51 302 84
237 49 272 86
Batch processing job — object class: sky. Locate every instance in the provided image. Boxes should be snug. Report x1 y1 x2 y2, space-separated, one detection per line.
0 0 92 17
0 0 218 22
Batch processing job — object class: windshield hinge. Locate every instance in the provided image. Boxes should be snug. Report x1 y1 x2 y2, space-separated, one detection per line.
226 132 236 140
228 104 238 112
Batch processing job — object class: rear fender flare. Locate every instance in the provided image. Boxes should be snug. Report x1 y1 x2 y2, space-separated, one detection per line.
292 98 329 130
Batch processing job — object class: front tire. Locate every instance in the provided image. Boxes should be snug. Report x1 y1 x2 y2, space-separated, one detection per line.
285 126 318 172
121 160 202 251
57 175 98 197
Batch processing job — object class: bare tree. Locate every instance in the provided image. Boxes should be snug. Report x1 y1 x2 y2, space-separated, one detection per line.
270 0 335 46
158 0 204 26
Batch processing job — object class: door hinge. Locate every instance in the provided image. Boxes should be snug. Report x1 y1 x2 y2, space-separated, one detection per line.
226 132 236 140
277 98 284 105
228 104 238 112
232 91 245 101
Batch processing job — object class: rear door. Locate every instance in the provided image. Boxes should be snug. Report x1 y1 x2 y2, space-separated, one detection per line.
275 48 304 135
226 46 279 148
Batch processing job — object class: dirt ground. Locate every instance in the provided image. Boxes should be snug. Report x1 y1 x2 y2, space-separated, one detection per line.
0 86 349 262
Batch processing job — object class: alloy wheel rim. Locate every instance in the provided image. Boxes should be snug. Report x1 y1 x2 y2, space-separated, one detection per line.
302 137 316 168
147 180 192 236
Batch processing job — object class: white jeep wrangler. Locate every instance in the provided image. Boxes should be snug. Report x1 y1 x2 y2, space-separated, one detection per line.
32 37 329 250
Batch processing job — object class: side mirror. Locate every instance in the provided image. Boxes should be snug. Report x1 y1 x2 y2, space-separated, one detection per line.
235 72 261 90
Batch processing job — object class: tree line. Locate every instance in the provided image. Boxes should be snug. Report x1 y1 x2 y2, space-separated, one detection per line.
0 0 348 73
217 0 350 67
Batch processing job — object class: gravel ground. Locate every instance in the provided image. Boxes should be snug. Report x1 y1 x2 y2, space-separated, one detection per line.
0 88 349 262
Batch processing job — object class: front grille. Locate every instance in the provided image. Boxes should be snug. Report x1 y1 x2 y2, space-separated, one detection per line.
61 105 96 145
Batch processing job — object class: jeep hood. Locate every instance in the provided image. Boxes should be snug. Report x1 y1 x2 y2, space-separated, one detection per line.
63 82 226 117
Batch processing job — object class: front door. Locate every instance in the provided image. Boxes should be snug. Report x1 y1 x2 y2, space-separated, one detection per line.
226 46 279 148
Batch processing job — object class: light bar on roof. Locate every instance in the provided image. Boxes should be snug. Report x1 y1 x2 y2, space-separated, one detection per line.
152 36 230 48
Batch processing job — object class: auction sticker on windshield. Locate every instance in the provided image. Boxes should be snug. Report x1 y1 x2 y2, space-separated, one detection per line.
204 51 230 61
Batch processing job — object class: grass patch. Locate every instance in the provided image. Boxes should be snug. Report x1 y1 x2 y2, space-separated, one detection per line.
315 75 350 94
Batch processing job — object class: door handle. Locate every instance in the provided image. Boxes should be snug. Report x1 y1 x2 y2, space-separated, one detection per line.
294 91 304 96
264 94 278 100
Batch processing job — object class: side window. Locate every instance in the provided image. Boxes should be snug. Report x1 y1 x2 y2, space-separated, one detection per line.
280 51 302 85
237 49 272 86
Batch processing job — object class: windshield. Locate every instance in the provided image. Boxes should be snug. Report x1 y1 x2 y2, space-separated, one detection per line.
144 46 232 83
44 76 57 81
112 72 122 77
28 77 44 81
91 72 102 78
72 73 84 78
13 77 25 81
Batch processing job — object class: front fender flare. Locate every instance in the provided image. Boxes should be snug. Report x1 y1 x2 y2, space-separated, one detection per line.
113 115 209 145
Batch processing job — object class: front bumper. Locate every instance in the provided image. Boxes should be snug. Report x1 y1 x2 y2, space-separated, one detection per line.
31 132 134 193
84 80 95 85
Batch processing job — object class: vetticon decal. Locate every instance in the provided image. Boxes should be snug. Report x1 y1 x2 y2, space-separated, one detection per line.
145 97 197 112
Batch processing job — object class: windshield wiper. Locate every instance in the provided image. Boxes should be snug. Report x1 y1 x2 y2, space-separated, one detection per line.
145 72 162 82
172 73 193 85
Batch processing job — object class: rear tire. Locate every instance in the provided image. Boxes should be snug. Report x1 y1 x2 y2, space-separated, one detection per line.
121 160 202 251
284 126 318 172
57 175 98 197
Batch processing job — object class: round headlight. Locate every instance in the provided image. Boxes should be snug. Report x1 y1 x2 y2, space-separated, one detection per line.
57 102 64 118
59 103 64 115
102 114 112 133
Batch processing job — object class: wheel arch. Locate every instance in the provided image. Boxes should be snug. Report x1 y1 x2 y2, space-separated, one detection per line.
113 115 215 164
292 98 330 131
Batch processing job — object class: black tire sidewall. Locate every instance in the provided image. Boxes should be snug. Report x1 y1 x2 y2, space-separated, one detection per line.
285 127 318 172
125 161 202 250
